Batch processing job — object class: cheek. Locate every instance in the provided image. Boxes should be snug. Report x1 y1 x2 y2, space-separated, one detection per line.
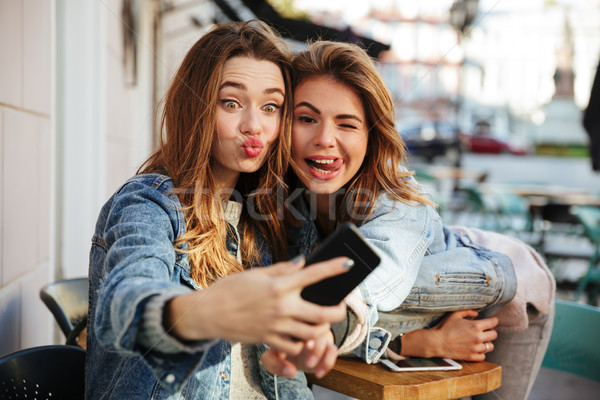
265 117 282 142
353 136 368 164
291 126 311 155
214 113 230 140
291 137 305 162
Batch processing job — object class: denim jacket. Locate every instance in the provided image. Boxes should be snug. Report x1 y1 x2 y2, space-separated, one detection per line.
357 192 517 339
259 188 516 397
86 174 286 400
290 189 515 357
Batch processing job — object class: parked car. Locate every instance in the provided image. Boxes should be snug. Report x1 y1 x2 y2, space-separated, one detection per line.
396 120 462 164
460 122 529 155
460 133 529 155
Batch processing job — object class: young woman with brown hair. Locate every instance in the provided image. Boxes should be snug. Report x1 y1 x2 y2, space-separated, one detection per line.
85 22 350 400
262 41 554 400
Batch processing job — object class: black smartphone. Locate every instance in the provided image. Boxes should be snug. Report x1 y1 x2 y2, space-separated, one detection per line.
300 222 381 305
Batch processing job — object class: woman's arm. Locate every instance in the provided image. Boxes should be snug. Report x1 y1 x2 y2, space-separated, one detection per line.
388 310 499 362
92 179 348 388
165 257 349 356
357 194 439 319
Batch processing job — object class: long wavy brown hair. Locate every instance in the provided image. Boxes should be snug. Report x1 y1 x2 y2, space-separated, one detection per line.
290 41 433 224
139 21 292 287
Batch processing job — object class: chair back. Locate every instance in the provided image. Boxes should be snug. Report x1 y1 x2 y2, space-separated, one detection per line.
542 300 600 382
39 277 88 338
571 205 600 244
0 345 86 399
570 206 600 302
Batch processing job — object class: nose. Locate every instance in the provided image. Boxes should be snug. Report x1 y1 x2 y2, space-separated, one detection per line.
240 108 262 135
314 121 336 148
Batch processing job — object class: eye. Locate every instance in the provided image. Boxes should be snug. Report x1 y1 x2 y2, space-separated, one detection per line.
339 123 357 129
297 115 315 124
221 100 239 110
262 104 280 113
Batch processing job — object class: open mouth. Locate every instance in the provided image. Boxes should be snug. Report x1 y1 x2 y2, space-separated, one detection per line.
305 157 343 176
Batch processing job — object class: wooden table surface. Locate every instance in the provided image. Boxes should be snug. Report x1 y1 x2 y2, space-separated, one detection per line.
307 358 501 400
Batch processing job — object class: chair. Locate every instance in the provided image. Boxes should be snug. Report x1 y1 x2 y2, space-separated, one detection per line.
39 277 88 346
529 203 593 285
570 206 600 303
541 299 600 382
449 185 502 231
0 345 86 399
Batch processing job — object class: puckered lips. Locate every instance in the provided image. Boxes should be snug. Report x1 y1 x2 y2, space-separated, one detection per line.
241 138 264 158
304 155 343 180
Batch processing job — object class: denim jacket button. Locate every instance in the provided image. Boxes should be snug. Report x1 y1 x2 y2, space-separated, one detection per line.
220 372 228 379
165 374 175 384
369 337 382 349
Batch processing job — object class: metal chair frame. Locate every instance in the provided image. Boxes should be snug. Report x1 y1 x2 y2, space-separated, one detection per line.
0 345 86 400
39 277 89 344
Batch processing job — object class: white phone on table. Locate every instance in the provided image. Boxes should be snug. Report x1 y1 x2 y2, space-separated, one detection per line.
381 357 462 372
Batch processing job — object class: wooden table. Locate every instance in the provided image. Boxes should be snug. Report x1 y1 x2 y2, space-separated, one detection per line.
307 358 501 400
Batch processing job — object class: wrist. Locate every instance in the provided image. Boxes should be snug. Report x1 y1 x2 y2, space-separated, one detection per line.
402 329 437 358
166 293 213 341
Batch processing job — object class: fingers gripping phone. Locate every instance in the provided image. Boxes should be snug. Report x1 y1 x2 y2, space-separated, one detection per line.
300 222 381 306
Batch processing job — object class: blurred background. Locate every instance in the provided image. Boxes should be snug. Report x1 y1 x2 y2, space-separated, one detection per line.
1 0 599 397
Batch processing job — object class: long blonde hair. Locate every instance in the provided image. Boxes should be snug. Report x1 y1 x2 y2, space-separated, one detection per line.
291 41 433 224
139 21 292 287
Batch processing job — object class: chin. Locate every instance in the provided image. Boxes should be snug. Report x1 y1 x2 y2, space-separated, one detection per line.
241 160 267 174
304 180 344 195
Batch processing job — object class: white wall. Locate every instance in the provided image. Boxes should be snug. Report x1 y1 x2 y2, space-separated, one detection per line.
0 0 157 355
0 0 55 355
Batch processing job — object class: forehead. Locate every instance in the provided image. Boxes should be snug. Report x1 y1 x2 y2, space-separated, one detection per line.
220 56 284 91
294 76 365 116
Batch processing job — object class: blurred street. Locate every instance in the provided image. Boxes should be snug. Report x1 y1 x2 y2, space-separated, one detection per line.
407 153 600 191
458 153 600 190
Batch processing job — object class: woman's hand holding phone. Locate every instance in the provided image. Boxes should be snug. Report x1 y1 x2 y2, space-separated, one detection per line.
164 256 349 359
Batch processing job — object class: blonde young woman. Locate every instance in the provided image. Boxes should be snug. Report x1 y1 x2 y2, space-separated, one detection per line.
263 41 554 400
85 23 351 400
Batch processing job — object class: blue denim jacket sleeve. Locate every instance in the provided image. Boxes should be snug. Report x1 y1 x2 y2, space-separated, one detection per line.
92 177 215 392
352 192 516 363
357 192 439 327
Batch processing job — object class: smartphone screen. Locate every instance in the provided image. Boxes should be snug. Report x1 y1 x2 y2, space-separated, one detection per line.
300 222 381 305
381 358 463 372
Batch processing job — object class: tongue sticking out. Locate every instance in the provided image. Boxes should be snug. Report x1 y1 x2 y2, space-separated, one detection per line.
306 158 342 172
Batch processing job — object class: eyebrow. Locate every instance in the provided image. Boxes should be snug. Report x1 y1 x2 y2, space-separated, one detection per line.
337 114 364 124
219 81 284 97
294 101 320 115
295 101 363 124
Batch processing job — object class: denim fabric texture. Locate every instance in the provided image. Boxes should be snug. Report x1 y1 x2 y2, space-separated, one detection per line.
86 174 280 400
286 191 516 350
356 192 516 337
258 189 517 397
284 192 394 363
